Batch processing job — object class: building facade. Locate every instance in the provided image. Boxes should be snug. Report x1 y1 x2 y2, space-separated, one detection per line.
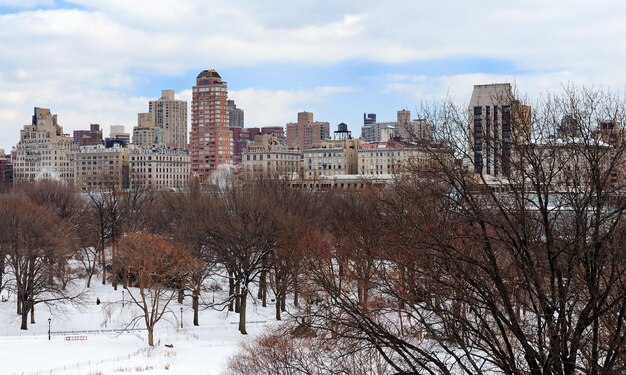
358 143 436 175
74 144 129 192
149 89 187 149
129 147 190 190
133 113 164 147
469 83 531 177
73 124 103 146
227 99 244 128
286 111 330 151
190 69 233 178
13 108 78 184
241 134 301 176
304 139 359 179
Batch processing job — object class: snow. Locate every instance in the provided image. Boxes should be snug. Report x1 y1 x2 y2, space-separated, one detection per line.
0 281 278 375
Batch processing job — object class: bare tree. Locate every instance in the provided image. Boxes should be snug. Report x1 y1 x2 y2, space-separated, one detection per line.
116 231 195 346
0 195 77 330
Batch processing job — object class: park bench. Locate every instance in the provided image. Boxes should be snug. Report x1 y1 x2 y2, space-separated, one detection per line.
64 335 87 341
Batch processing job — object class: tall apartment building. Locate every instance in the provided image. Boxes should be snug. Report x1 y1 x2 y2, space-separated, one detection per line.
286 111 330 151
73 124 103 146
133 113 164 147
190 69 233 178
149 89 187 149
13 107 78 184
74 144 129 192
129 147 190 190
227 99 244 128
469 83 531 177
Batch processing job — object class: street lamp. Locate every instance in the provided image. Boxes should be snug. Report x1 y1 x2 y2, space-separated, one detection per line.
122 290 125 307
48 318 51 341
180 307 183 329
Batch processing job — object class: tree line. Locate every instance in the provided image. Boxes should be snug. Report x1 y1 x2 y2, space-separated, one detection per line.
0 87 625 374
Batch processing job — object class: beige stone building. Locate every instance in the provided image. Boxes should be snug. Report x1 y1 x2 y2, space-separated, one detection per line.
129 146 190 190
133 113 164 147
358 143 439 175
149 89 188 149
304 138 359 179
74 144 129 192
13 107 78 184
241 134 302 177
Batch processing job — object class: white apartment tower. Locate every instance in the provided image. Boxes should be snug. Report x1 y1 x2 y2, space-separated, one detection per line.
149 89 188 149
13 107 78 184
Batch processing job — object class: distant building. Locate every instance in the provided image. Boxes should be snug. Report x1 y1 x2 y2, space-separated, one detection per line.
129 146 190 190
107 125 130 147
73 124 103 146
228 99 244 128
358 142 440 175
133 113 164 147
361 113 377 142
74 144 129 192
149 90 187 149
190 69 233 178
469 83 531 177
304 138 359 179
286 111 330 151
241 134 301 177
13 107 78 184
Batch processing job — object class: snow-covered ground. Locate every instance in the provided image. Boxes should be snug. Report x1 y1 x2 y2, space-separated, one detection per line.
0 282 279 375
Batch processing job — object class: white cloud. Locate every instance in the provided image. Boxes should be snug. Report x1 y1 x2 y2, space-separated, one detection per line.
1 1 626 148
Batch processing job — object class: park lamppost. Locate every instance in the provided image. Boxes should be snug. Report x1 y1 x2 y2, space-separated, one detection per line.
180 307 183 329
48 318 51 340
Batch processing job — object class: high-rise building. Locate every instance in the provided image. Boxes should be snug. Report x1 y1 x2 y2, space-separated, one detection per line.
469 83 530 177
361 113 377 142
13 107 78 184
190 69 233 178
228 99 244 128
149 90 187 149
73 124 103 146
286 111 330 151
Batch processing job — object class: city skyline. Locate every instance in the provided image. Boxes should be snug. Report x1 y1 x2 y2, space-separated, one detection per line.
1 1 626 151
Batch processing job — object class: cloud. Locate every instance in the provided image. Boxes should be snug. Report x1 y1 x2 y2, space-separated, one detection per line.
1 1 626 148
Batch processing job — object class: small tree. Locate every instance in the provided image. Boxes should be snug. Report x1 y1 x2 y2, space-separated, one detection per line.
117 232 195 346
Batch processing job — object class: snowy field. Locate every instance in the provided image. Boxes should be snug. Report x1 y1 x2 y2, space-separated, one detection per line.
0 282 278 375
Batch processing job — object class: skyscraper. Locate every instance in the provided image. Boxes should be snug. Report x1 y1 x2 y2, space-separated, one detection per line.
190 69 233 177
227 99 244 128
149 89 187 149
469 83 530 177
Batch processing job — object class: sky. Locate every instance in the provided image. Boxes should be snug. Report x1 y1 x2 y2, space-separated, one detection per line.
1 0 625 151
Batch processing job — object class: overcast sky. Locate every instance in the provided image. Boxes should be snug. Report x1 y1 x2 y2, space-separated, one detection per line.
1 0 625 151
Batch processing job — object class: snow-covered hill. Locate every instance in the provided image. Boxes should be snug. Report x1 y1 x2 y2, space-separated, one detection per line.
0 281 279 374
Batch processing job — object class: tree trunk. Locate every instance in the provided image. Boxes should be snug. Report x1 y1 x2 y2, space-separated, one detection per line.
235 282 241 313
147 327 154 346
20 306 28 330
101 243 106 285
293 276 299 307
281 294 287 312
193 287 200 326
259 270 267 307
30 304 35 324
178 288 184 304
275 294 281 321
239 286 248 334
228 272 235 312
